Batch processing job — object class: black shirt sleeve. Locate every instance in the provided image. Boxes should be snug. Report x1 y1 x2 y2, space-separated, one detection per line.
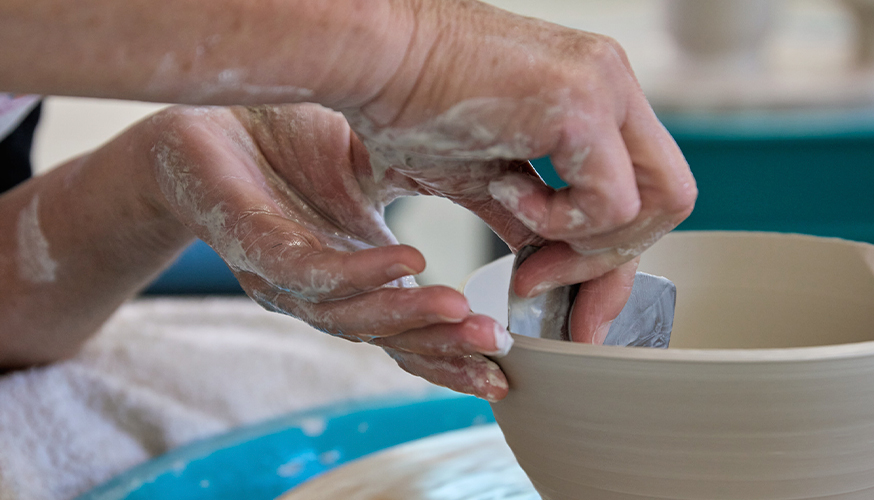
0 103 41 195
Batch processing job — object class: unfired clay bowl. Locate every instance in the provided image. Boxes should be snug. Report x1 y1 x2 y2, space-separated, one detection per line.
463 231 874 500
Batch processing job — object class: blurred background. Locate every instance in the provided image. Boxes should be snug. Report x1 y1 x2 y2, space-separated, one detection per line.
30 0 874 294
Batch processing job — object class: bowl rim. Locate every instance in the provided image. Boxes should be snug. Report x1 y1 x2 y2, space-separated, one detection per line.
505 333 874 364
463 231 874 364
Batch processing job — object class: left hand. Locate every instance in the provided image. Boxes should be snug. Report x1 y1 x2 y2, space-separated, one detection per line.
142 103 543 401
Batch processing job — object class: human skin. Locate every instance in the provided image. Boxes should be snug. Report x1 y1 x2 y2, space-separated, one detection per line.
0 0 696 284
1 104 536 400
0 0 696 396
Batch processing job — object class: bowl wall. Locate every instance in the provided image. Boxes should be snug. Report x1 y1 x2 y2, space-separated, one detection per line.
463 232 874 500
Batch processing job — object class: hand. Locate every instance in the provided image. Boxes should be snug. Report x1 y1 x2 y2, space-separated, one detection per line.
340 0 697 342
143 104 519 401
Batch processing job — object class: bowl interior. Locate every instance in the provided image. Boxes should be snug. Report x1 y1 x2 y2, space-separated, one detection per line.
464 232 874 350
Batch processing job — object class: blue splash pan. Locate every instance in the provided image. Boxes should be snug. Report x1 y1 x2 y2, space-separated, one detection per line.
76 392 494 500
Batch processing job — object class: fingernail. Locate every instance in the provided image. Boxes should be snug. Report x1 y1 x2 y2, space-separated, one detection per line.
484 323 514 357
386 263 418 280
526 281 559 298
594 320 613 345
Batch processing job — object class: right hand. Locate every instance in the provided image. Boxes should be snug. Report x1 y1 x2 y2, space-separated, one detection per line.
339 0 697 342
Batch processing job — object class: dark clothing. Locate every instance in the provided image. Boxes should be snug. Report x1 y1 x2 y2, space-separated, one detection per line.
0 103 41 195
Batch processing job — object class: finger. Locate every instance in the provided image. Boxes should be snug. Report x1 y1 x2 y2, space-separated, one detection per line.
383 349 509 403
243 280 472 340
489 125 642 240
219 208 426 300
413 159 545 253
620 92 698 218
371 314 513 357
269 242 427 301
153 109 425 301
568 258 639 344
511 241 635 298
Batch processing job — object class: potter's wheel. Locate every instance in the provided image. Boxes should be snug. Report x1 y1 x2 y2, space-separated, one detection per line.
278 425 539 500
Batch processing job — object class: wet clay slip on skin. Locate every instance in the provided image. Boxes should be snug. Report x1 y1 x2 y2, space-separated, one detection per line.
463 231 874 500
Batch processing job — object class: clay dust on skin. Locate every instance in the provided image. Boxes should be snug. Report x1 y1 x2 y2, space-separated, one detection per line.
151 107 425 329
191 68 315 103
356 96 679 265
152 138 259 275
343 94 575 192
151 104 523 398
564 217 674 258
613 220 675 258
345 96 539 163
487 177 539 230
489 174 589 232
387 350 507 403
492 172 673 261
17 195 58 283
148 48 314 104
563 145 592 185
150 114 309 283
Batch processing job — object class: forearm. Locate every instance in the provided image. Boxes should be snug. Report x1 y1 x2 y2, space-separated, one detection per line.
0 130 193 368
0 0 416 108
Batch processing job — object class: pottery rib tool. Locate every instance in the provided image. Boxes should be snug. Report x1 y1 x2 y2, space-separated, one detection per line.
507 245 676 347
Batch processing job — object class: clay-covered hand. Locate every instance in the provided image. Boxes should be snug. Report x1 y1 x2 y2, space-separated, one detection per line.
338 0 697 342
142 104 513 401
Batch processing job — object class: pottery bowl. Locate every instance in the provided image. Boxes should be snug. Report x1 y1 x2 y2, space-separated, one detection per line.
463 231 874 500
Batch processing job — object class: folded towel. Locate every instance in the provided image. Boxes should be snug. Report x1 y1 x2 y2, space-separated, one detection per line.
0 297 432 500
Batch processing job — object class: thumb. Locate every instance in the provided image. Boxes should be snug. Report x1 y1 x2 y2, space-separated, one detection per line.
568 257 640 343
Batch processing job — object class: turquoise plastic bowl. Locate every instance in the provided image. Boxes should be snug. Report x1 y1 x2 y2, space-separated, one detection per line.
76 393 493 500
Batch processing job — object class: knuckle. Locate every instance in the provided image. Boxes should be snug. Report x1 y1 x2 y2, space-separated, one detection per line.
587 35 627 70
665 176 699 218
584 180 641 228
153 107 207 138
607 196 642 227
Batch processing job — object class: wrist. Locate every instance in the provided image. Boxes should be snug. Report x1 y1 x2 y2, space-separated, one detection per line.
345 0 496 126
104 124 195 261
296 0 424 110
150 0 425 108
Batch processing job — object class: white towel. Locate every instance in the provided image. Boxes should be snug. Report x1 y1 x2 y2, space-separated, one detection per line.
0 297 433 500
